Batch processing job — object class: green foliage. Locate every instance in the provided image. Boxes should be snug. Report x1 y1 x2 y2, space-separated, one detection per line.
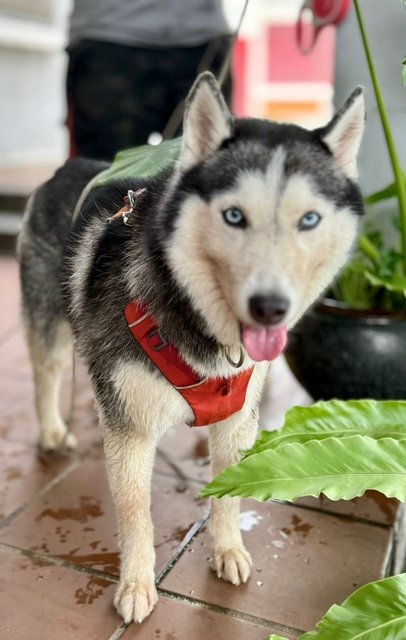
403 0 406 86
331 202 406 310
364 181 398 205
96 137 182 185
268 574 406 639
246 400 406 457
330 256 375 310
333 1 406 311
202 434 406 502
201 400 406 502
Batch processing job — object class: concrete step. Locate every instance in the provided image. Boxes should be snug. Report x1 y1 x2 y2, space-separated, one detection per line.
0 163 58 238
0 211 23 236
0 193 27 213
0 163 57 240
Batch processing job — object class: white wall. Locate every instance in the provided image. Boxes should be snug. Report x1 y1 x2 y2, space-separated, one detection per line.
335 0 406 196
0 0 303 168
0 0 71 166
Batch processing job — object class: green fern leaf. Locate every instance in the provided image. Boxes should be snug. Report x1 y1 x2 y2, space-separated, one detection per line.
268 574 406 639
201 435 406 502
300 573 406 639
96 137 182 185
247 400 406 458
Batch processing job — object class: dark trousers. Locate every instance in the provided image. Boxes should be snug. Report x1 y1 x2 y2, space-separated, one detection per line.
66 37 233 162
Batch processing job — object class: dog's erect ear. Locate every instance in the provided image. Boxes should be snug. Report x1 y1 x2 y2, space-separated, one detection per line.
318 87 365 180
179 71 233 171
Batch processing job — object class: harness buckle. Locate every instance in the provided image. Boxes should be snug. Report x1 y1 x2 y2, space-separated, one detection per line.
147 328 168 352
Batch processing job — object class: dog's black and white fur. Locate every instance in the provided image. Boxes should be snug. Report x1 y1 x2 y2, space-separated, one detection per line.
18 73 365 623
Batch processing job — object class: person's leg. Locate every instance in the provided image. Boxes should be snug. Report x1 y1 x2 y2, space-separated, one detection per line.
66 40 172 161
66 37 233 161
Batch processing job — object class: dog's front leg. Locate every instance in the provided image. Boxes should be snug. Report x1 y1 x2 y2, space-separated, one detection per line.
103 427 158 624
208 414 258 585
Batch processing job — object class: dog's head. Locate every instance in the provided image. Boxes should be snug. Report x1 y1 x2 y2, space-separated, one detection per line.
164 72 365 361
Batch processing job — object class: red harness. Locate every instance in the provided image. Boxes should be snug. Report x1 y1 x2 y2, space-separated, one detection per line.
124 301 254 427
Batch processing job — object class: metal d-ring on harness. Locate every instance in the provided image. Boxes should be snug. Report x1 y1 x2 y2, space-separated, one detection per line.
225 346 245 369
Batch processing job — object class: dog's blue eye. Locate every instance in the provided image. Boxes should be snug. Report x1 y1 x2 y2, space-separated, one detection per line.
222 207 246 228
298 211 321 231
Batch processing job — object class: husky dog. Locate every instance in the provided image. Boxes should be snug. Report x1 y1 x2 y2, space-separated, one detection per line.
18 72 365 623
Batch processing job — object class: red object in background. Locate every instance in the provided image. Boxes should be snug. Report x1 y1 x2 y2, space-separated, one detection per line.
232 38 249 117
267 23 335 84
297 0 352 53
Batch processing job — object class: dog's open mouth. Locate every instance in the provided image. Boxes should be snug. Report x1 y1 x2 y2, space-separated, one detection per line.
242 326 287 362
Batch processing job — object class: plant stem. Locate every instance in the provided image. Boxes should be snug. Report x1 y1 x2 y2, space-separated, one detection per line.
359 234 379 265
353 0 406 272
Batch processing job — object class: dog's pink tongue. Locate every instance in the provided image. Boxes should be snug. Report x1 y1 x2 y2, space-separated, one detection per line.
242 326 287 362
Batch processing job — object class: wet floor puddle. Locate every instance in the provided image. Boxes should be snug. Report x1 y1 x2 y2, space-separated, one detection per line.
19 554 114 606
58 548 120 575
281 514 314 538
35 495 103 524
155 523 196 550
74 575 113 605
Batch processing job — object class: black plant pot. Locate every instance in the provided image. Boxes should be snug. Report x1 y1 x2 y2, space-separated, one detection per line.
285 299 406 400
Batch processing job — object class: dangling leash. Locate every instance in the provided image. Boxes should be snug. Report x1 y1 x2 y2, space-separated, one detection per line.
296 0 351 54
162 0 250 140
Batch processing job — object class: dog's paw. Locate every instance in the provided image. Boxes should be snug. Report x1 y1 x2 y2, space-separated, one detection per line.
114 580 158 624
210 546 252 585
40 425 77 451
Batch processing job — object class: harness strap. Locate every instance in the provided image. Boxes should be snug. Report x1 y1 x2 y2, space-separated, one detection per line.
125 301 253 427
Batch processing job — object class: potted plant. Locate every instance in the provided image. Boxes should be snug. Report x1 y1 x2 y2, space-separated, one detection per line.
285 0 406 401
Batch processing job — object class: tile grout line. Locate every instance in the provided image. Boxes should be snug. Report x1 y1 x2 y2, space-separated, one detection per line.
0 540 304 639
107 624 128 640
0 459 80 530
155 511 210 585
0 541 119 582
154 466 208 487
0 510 210 586
381 527 395 578
0 541 126 640
157 588 305 638
288 500 396 531
153 472 400 531
0 432 402 536
0 486 209 585
390 504 406 575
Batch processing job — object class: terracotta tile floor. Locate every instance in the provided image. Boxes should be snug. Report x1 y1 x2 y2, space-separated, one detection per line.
0 254 403 640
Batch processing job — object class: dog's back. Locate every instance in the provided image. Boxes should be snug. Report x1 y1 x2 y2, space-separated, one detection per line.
18 158 107 338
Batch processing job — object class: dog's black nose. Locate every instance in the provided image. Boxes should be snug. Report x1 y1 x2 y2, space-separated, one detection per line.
249 294 290 325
